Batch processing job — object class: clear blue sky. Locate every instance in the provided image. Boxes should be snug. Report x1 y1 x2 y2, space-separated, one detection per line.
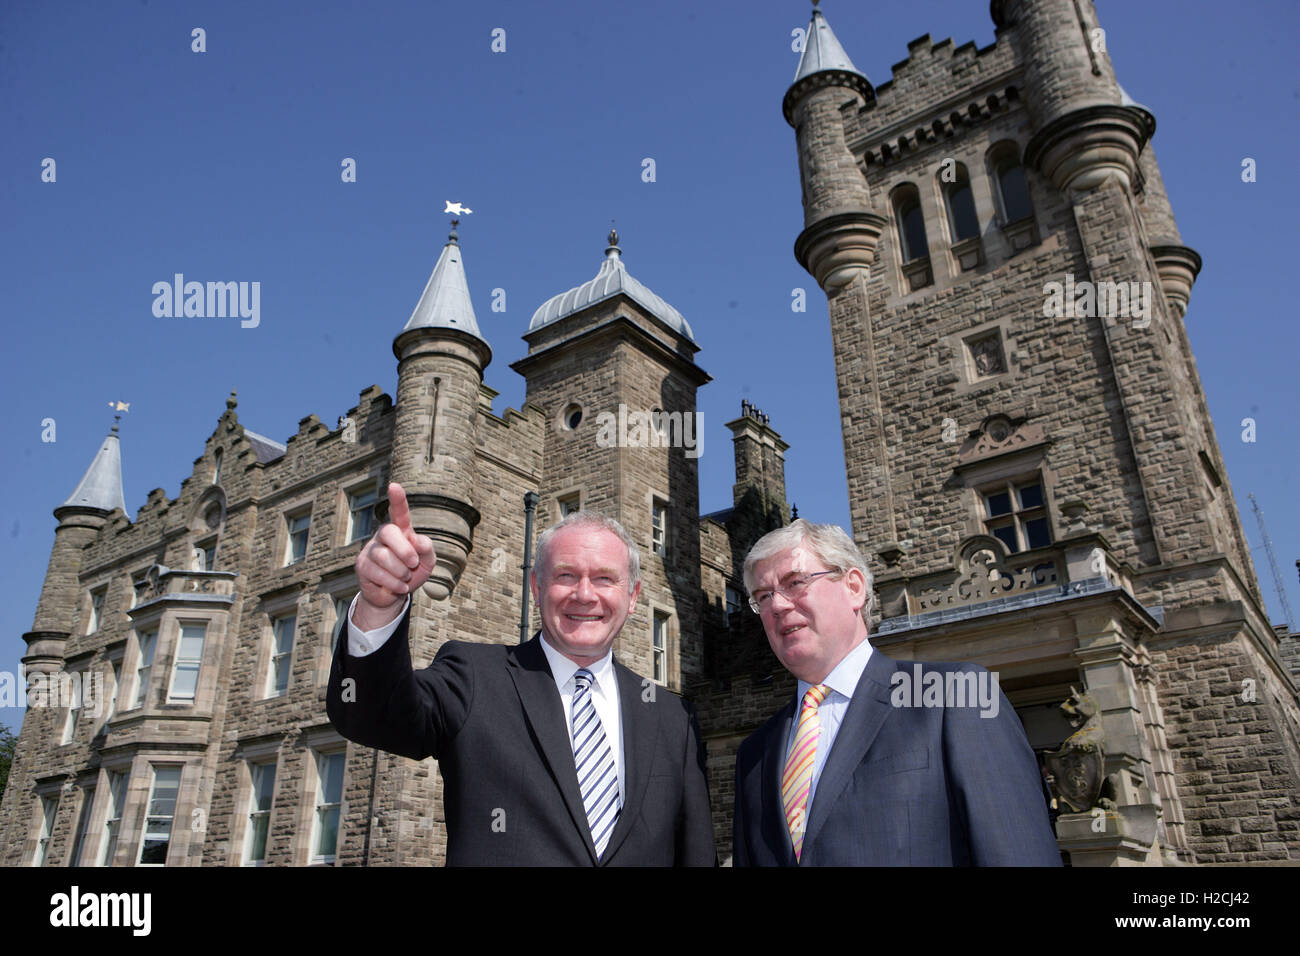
3 0 1297 736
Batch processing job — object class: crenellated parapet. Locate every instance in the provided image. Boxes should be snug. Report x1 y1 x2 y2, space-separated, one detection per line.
860 32 1017 138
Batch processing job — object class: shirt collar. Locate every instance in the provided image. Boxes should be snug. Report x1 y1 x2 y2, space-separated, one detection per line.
537 630 616 694
798 636 873 704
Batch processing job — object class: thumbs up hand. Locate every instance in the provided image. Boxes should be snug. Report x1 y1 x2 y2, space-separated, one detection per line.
353 482 438 630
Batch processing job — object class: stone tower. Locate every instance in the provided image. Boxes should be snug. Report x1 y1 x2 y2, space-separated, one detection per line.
22 423 126 689
724 401 789 545
785 1 1300 863
512 230 711 687
25 421 127 673
389 221 489 598
10 424 127 861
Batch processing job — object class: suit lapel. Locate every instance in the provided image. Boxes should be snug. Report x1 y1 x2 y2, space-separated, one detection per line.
761 699 798 866
598 660 658 863
506 635 597 863
802 648 896 854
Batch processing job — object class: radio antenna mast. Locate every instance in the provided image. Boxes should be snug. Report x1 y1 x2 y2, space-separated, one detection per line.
1249 493 1296 633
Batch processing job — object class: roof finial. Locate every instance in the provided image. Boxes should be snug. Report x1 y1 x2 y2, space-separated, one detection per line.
449 218 460 244
227 389 238 411
605 222 621 258
110 414 121 436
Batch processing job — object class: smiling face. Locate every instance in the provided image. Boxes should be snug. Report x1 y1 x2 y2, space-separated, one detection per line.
531 525 641 666
749 542 870 684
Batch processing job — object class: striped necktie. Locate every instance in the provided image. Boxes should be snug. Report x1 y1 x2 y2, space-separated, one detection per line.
572 668 620 858
782 683 830 862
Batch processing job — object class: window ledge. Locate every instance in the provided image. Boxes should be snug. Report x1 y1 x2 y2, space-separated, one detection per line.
901 256 932 291
1000 217 1038 253
951 236 983 271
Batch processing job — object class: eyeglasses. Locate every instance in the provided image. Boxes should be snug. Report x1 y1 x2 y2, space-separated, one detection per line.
748 570 840 614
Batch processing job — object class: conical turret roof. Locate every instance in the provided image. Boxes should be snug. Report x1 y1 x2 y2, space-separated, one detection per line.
400 222 486 341
61 420 127 513
792 5 869 86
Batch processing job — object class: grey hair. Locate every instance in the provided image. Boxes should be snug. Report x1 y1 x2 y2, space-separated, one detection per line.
533 511 641 594
742 518 875 621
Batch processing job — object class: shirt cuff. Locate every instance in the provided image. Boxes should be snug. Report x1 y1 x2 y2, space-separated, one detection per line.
346 594 411 658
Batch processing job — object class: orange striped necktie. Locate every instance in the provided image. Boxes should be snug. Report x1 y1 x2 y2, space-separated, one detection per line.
782 683 830 862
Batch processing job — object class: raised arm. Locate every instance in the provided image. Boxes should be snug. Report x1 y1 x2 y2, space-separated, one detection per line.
352 482 437 630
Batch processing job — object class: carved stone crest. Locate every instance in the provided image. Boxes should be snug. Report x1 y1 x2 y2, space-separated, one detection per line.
916 540 1058 612
1044 688 1117 813
957 415 1046 466
968 333 1006 378
139 563 169 601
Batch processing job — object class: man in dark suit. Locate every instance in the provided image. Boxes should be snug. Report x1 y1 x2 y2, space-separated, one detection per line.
327 482 715 866
732 519 1061 866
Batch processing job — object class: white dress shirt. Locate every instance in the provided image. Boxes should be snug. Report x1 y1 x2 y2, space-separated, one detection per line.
535 633 626 808
344 593 410 658
345 595 626 807
783 636 874 812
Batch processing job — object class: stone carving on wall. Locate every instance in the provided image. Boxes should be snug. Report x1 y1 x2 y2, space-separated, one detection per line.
135 563 220 601
1044 688 1119 812
957 414 1046 466
138 564 168 602
916 539 1058 611
968 332 1006 377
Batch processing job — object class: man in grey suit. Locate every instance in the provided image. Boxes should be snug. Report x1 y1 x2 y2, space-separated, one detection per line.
732 519 1061 866
327 482 715 866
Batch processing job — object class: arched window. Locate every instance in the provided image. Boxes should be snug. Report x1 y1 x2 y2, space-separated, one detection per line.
942 163 980 242
892 185 928 262
212 448 223 485
989 143 1034 224
190 490 226 572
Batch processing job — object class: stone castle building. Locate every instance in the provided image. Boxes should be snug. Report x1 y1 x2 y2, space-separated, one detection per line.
3 0 1297 866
